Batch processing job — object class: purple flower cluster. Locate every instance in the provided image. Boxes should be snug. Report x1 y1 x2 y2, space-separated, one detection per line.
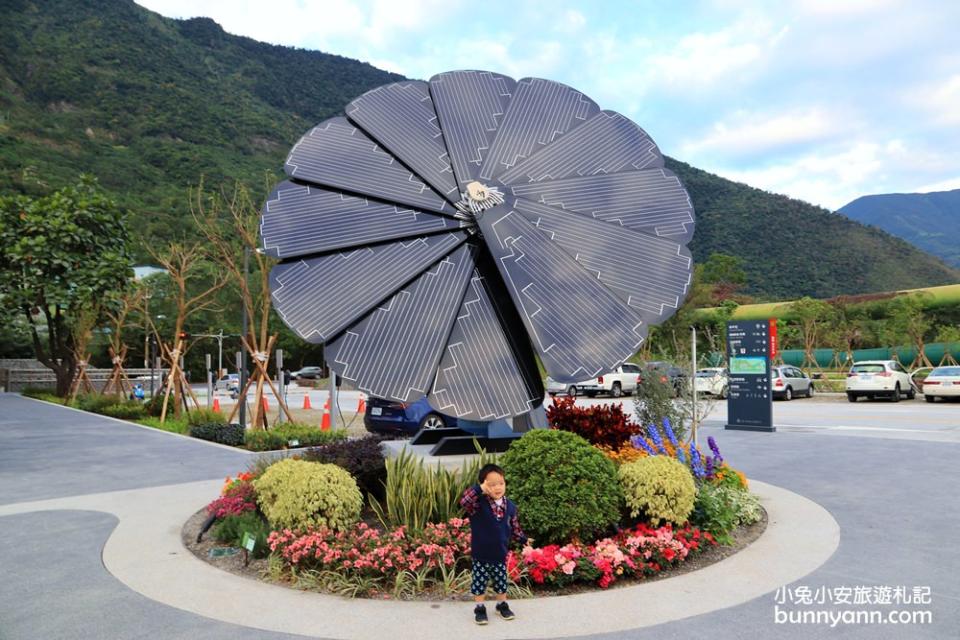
662 418 686 464
646 422 667 454
630 434 657 456
689 443 706 479
707 436 723 464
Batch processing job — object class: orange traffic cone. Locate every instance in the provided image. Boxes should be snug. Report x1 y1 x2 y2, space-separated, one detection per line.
321 404 331 431
302 394 312 410
262 396 270 412
212 397 221 413
357 393 366 414
324 396 331 410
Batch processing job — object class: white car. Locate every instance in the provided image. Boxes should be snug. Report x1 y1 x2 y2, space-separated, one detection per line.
845 360 916 402
694 368 728 398
922 365 960 402
546 363 642 398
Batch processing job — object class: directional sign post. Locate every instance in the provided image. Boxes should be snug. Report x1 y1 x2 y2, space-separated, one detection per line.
725 319 776 432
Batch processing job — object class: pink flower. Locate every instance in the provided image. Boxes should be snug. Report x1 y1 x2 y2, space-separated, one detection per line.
562 561 576 575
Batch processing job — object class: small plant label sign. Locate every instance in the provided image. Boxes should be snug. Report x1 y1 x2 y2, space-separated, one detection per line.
287 439 300 447
241 531 256 552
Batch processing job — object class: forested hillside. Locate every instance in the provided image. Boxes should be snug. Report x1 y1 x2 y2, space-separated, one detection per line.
1 0 956 299
839 190 960 268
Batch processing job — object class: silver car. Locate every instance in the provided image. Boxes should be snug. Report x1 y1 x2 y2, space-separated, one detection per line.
770 366 814 400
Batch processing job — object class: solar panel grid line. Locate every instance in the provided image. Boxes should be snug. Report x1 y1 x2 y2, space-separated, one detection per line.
430 274 533 418
346 82 460 201
509 170 694 239
271 233 466 342
480 78 598 179
284 118 453 215
480 209 644 378
511 198 692 313
330 245 474 401
260 183 464 258
499 111 661 184
429 71 514 187
510 240 638 358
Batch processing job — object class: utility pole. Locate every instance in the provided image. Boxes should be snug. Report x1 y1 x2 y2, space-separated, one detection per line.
238 247 250 427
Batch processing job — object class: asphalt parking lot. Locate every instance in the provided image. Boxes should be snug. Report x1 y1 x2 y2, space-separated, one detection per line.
567 394 960 443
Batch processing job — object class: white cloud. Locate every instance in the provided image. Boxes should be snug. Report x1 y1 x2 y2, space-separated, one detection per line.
557 9 586 33
711 141 902 209
910 74 960 126
681 107 853 158
644 20 789 93
914 177 960 193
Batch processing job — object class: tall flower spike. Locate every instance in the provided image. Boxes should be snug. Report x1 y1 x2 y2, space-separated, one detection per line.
662 417 684 463
689 445 705 479
646 423 666 454
630 433 657 456
707 436 723 464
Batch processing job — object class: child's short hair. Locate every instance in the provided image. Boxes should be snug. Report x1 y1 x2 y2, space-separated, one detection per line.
478 463 505 484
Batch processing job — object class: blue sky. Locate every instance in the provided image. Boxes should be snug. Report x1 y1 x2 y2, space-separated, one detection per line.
136 0 960 210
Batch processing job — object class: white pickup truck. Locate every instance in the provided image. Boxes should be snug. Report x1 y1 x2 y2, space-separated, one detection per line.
546 362 642 398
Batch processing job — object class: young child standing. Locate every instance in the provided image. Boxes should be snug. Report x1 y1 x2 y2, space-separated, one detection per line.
459 463 530 625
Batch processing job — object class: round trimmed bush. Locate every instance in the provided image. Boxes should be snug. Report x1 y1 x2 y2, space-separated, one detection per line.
253 459 362 532
618 456 696 526
501 429 621 545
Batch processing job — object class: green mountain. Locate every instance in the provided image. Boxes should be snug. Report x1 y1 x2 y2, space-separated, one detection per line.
2 0 957 301
839 190 960 268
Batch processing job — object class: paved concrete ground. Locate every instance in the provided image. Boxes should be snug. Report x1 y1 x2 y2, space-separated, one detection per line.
1 393 957 639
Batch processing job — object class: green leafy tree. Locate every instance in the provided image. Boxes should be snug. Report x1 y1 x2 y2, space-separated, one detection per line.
886 294 934 368
788 297 832 371
0 176 133 395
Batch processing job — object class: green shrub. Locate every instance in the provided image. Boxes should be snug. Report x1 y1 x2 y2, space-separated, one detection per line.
72 393 119 413
143 393 165 417
187 408 227 427
243 423 347 452
619 456 696 526
371 445 497 531
690 483 763 544
21 387 63 403
212 511 271 558
189 421 246 447
99 401 147 420
501 429 621 545
302 435 387 500
254 459 363 531
634 375 689 441
136 416 190 434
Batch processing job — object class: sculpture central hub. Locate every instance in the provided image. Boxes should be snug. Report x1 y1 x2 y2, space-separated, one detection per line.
456 181 505 217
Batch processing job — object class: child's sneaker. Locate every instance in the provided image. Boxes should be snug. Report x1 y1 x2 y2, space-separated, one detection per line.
496 601 515 620
474 604 488 625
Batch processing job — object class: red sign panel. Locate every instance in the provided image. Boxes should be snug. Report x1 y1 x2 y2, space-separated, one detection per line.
769 318 779 357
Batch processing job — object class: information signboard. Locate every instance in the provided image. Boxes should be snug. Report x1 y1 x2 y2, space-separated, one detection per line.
725 320 775 432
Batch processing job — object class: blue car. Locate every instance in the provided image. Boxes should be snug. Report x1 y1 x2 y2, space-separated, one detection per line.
364 396 457 435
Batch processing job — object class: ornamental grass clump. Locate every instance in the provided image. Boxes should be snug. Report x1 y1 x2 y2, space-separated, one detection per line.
254 459 362 532
501 429 621 545
371 445 496 531
618 456 696 526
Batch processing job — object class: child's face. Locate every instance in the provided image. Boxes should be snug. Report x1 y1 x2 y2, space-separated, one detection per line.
482 472 506 500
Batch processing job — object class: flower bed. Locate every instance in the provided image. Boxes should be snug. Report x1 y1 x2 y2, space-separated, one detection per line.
188 420 765 599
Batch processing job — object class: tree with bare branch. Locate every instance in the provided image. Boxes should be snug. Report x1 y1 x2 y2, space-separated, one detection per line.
102 284 146 397
147 241 227 420
192 181 293 429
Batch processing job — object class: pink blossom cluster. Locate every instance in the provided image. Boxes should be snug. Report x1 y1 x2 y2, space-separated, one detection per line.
514 523 714 589
206 480 257 519
268 519 472 576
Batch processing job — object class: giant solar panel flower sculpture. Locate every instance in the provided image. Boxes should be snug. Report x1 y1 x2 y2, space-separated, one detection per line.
261 70 695 422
